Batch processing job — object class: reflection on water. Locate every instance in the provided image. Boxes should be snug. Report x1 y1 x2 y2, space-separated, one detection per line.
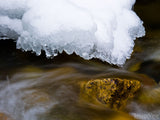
0 0 160 120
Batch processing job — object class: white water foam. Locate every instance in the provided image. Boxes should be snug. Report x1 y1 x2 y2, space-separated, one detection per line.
0 74 57 120
0 0 145 65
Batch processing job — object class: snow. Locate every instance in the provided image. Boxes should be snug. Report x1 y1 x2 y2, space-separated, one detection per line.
0 0 145 65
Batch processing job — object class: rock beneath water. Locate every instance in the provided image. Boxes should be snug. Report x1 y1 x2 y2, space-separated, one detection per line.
80 78 141 110
22 90 51 109
138 85 160 104
127 85 160 120
0 113 12 120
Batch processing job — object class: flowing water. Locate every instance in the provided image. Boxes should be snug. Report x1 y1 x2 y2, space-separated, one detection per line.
0 0 160 120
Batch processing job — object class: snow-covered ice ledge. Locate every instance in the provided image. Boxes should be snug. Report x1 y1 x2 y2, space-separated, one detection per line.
0 0 145 65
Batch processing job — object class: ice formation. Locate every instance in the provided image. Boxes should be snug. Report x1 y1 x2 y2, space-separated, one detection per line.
0 0 145 65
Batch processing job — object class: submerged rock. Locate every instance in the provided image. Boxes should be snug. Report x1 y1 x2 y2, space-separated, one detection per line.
138 85 160 104
80 78 141 110
22 90 51 109
127 85 160 120
0 113 12 120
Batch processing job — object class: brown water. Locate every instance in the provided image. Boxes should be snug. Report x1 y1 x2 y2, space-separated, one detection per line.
0 0 160 120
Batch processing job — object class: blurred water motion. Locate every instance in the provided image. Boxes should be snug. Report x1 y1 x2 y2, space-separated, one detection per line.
0 66 138 120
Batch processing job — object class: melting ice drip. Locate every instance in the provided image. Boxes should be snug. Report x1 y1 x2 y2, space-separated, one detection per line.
0 0 145 65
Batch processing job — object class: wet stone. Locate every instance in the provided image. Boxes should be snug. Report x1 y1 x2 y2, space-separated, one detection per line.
80 78 141 110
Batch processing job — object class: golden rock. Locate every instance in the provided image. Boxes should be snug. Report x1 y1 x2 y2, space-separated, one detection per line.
80 78 141 110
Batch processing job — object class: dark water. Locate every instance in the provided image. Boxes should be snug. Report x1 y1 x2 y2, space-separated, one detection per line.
0 0 160 120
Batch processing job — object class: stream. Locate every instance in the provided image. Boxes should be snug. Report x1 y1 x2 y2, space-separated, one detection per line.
0 0 160 120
